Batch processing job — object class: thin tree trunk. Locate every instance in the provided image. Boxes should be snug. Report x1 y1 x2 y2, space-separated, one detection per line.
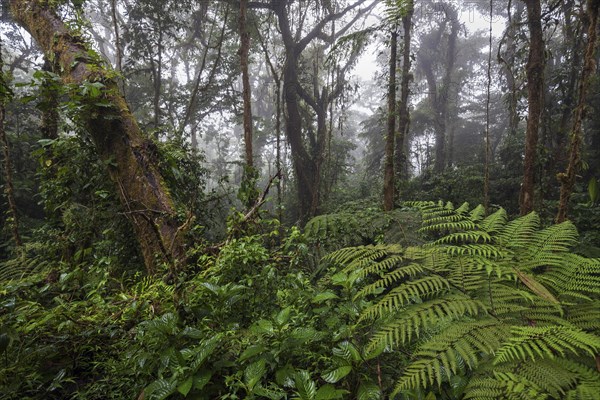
0 40 21 247
395 3 413 200
556 0 599 223
10 0 186 273
239 0 257 208
484 0 493 214
519 0 544 215
110 0 124 91
384 27 398 212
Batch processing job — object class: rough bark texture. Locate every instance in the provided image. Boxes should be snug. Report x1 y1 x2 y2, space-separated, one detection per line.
10 0 185 273
394 4 413 199
519 0 544 216
383 28 397 212
556 0 599 223
239 0 253 170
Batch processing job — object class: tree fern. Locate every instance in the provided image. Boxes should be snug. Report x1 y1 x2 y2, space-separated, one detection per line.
325 201 600 399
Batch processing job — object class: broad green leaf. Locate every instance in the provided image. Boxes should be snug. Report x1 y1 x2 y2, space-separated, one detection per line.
252 319 274 335
276 306 292 325
316 384 348 399
239 344 267 362
312 291 339 303
193 370 212 391
177 376 193 396
294 370 317 400
589 177 599 204
245 359 267 391
254 386 287 399
322 366 352 383
276 365 296 388
357 382 381 400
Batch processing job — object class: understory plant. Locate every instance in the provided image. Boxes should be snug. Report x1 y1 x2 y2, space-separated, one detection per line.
325 201 600 399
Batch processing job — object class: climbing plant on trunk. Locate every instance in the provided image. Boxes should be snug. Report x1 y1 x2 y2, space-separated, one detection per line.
9 0 186 273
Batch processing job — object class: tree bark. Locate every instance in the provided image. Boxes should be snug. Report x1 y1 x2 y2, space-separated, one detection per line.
556 0 599 223
239 0 257 208
384 27 398 212
269 0 375 222
10 0 185 273
519 0 544 215
395 3 413 198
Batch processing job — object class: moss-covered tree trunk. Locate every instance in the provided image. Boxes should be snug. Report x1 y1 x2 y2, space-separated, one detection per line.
10 0 185 273
556 0 599 223
519 0 544 216
395 3 413 200
383 27 397 212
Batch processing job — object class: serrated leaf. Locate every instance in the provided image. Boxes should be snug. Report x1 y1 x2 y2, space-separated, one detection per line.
177 376 193 396
294 370 317 400
322 366 352 383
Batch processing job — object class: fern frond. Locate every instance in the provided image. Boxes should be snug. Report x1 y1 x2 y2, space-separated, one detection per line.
393 319 509 394
364 295 486 347
356 263 426 299
324 244 401 268
496 212 540 248
469 204 486 222
361 276 451 320
566 301 600 330
480 208 508 233
432 230 493 245
494 326 600 364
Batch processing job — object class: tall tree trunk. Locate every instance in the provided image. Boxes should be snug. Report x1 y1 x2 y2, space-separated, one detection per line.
437 11 459 172
384 27 398 212
10 0 186 273
556 0 599 223
110 0 124 91
238 0 257 208
519 0 544 215
0 40 21 247
484 0 493 214
395 3 413 199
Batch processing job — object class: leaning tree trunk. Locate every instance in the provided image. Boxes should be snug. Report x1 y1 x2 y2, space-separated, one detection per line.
383 27 398 212
519 0 544 216
556 0 599 223
10 0 185 273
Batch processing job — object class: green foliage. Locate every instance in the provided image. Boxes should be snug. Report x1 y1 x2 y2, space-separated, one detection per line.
326 201 600 399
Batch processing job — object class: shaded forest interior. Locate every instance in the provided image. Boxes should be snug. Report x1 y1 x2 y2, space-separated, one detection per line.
1 1 600 399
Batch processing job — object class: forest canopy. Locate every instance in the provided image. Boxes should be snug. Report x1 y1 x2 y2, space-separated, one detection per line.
0 0 599 399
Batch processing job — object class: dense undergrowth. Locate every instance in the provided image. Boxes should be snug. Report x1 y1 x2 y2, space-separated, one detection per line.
1 200 599 399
